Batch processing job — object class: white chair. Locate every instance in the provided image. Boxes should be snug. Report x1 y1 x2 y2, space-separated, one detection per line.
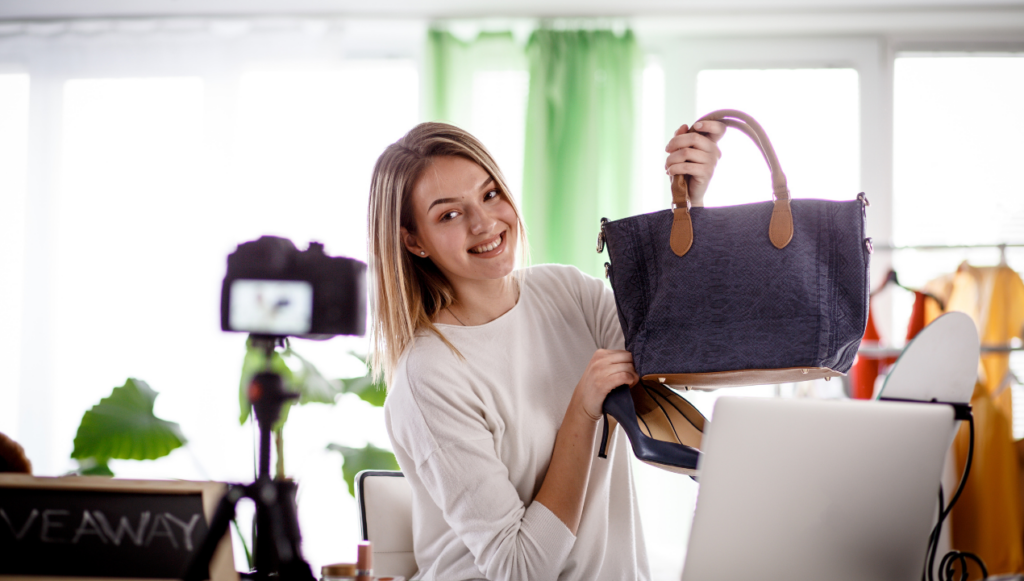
355 470 416 579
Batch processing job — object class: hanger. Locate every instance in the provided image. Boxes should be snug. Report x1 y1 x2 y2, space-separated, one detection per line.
993 368 1020 399
871 269 946 311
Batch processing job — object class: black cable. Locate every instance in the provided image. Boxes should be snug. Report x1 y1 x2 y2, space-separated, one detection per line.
924 487 944 581
939 550 989 581
922 415 988 581
941 415 975 522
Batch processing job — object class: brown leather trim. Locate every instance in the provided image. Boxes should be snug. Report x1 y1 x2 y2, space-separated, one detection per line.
768 197 794 249
670 207 693 256
670 172 688 208
668 174 693 256
644 367 845 390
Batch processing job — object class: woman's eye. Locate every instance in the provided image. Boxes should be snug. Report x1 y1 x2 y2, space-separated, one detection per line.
440 210 459 222
484 189 500 201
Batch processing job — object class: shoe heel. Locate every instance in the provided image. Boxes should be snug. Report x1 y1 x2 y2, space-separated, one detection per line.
598 413 610 459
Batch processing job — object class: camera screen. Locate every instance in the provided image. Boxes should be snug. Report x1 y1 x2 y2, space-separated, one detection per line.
229 279 314 335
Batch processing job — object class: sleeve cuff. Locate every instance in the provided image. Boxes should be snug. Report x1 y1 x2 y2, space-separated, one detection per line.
522 500 576 564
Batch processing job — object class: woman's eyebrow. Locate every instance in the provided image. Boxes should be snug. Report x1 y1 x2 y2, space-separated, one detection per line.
427 178 495 211
428 197 459 211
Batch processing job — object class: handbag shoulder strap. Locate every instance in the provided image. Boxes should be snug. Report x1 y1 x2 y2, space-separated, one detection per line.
670 109 794 257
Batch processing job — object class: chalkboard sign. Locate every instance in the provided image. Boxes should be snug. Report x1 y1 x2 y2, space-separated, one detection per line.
0 475 236 581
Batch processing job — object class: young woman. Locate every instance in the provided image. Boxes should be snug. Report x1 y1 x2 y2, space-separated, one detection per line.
368 120 724 581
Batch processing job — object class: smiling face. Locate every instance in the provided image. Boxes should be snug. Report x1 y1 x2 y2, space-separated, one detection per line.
401 155 519 290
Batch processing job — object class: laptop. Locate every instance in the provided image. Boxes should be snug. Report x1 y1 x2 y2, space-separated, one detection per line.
680 396 956 581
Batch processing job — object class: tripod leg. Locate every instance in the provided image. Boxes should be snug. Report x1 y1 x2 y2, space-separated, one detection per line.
251 480 315 581
276 481 315 581
183 484 246 581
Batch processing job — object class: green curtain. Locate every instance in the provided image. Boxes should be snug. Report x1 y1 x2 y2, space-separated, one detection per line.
425 29 526 126
522 30 641 278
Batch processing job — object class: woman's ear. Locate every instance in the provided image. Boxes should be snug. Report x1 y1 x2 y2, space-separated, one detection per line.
400 227 427 258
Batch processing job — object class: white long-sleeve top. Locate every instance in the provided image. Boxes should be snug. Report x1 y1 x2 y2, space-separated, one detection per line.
384 264 649 581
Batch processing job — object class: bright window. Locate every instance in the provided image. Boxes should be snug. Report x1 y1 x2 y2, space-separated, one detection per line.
892 55 1024 438
469 69 529 205
696 68 861 206
0 73 29 439
45 62 418 570
232 62 419 263
639 58 667 214
56 77 215 472
893 55 1024 249
891 55 1024 290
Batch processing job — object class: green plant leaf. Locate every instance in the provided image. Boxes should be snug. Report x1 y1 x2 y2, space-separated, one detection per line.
326 443 399 497
71 378 186 462
338 374 387 407
285 346 343 405
336 352 387 407
239 340 294 425
231 518 252 571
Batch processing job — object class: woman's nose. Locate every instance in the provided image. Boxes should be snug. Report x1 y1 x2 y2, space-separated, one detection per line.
467 207 497 235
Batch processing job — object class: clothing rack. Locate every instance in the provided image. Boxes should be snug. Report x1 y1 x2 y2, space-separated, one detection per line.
872 243 1024 251
871 242 1024 264
861 241 1024 357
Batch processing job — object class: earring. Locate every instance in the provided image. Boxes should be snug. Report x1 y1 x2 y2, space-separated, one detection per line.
420 251 426 256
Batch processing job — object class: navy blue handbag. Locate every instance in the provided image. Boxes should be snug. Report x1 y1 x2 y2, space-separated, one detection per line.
598 109 871 391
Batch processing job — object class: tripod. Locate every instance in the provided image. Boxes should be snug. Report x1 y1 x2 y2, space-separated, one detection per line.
184 336 316 581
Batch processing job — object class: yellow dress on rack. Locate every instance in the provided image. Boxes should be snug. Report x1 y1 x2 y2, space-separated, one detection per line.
925 263 1024 574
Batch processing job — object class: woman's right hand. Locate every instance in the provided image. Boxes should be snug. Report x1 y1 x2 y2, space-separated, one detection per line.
535 348 639 535
665 120 726 207
572 349 639 422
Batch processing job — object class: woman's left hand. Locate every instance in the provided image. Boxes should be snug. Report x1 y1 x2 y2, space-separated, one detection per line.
664 120 726 207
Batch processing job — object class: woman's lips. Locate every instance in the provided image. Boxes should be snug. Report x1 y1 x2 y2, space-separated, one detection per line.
468 231 505 255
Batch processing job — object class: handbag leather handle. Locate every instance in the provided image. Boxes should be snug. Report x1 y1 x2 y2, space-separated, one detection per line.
669 109 793 257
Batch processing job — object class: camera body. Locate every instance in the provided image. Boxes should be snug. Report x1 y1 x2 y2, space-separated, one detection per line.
220 236 366 338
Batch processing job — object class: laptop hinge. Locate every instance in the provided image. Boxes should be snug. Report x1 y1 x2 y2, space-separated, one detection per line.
878 397 973 421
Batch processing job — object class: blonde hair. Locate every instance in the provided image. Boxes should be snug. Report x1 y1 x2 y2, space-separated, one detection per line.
367 122 527 386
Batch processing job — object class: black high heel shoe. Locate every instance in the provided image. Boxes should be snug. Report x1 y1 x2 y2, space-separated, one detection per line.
598 381 707 475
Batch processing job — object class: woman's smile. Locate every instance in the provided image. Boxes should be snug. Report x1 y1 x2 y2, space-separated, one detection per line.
468 231 506 255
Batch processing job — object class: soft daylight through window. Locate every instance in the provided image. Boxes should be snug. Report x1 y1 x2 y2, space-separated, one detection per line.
892 55 1024 439
696 68 861 207
45 63 418 570
0 73 29 441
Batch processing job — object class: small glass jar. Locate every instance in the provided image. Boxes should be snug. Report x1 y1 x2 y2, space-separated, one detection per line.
321 563 357 581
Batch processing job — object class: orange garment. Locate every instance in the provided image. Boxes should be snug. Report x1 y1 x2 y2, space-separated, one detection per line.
928 264 1024 412
850 292 927 400
952 380 1022 575
850 307 894 399
925 263 1024 574
906 290 928 341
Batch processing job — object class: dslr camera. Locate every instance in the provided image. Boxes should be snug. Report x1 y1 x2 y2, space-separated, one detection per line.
220 235 366 338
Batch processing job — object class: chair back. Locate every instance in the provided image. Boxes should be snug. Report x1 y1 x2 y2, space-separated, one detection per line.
355 470 416 579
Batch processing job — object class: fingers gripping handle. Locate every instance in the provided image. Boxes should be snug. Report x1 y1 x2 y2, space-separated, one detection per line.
668 109 793 257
